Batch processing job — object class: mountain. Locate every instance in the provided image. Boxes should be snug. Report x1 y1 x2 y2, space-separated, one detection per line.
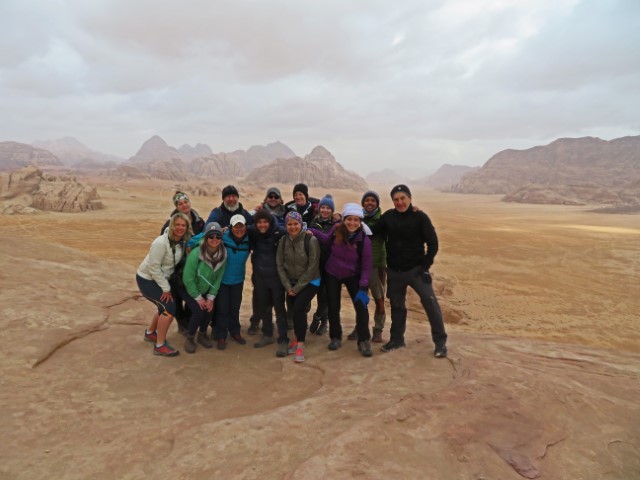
452 136 640 206
178 143 214 160
0 142 63 171
245 145 368 190
366 167 435 185
32 137 123 168
125 135 183 165
420 164 480 189
191 155 245 178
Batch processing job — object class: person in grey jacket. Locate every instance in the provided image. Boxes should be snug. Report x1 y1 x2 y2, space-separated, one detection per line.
276 211 320 363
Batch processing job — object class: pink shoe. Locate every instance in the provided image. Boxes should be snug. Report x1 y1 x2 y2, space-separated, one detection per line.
294 344 305 363
288 340 298 355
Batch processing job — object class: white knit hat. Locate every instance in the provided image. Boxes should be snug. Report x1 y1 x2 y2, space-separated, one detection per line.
342 202 364 219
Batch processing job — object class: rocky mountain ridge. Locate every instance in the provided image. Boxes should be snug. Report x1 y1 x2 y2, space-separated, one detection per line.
32 137 124 168
0 142 63 171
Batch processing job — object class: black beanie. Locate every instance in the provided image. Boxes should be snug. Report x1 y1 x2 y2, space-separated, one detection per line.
222 185 239 199
293 183 309 200
361 190 380 208
390 184 411 198
253 208 273 225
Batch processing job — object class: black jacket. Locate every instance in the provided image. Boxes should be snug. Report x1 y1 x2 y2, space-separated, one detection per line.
160 208 205 236
206 202 254 228
371 206 439 272
248 213 283 278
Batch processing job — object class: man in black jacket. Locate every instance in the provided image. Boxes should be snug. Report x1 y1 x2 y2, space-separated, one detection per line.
371 184 448 357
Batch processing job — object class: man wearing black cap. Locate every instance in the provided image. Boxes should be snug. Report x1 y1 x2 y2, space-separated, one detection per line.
370 184 448 357
206 185 254 228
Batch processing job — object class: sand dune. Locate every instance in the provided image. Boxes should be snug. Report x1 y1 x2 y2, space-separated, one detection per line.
0 180 638 479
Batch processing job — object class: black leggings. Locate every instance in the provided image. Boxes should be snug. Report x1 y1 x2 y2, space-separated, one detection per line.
325 273 370 341
285 284 319 343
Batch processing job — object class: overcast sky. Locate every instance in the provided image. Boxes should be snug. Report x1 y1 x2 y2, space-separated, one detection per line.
1 0 638 173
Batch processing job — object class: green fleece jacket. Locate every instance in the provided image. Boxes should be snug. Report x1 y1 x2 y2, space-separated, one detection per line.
363 209 386 268
276 233 320 294
182 246 226 300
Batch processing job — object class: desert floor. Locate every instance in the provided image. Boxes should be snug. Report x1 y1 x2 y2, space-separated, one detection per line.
1 179 639 479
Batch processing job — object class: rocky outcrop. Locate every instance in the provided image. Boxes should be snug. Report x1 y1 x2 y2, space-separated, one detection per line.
0 142 63 171
453 135 640 206
32 137 124 168
109 165 151 180
138 160 189 181
190 155 244 178
0 166 103 213
178 143 214 160
422 164 480 189
245 146 368 190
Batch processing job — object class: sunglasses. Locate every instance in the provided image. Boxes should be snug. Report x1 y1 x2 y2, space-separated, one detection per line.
267 194 280 199
206 233 222 239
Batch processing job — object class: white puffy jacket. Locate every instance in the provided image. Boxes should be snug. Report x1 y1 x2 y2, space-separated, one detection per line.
136 230 185 292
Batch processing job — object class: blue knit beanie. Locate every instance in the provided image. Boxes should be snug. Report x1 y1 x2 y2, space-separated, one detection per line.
319 194 335 212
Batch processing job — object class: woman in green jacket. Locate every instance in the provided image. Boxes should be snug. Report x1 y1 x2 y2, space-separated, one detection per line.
180 222 227 354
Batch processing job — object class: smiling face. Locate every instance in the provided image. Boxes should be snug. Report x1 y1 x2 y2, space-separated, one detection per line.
343 215 362 233
172 218 188 240
362 196 378 213
223 194 239 209
392 192 411 213
175 199 191 214
293 192 307 206
319 204 333 220
231 222 246 238
286 219 302 238
265 193 281 208
206 234 221 249
256 218 270 234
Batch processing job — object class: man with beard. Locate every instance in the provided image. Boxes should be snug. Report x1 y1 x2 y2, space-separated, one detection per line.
206 185 254 228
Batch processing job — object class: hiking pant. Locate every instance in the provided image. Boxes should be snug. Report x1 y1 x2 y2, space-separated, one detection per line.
136 274 176 317
176 285 214 336
325 273 370 341
286 285 319 343
214 283 243 340
254 274 286 339
386 266 447 346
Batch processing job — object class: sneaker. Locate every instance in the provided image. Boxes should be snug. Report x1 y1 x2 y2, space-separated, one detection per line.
217 339 227 350
247 322 259 336
315 321 328 336
328 338 342 351
153 342 179 357
254 335 275 348
381 339 406 353
230 333 247 345
358 340 373 357
276 342 288 357
309 314 321 334
346 328 357 341
197 332 213 349
294 344 305 363
288 340 298 354
434 344 448 358
371 328 383 343
144 330 157 343
184 335 197 354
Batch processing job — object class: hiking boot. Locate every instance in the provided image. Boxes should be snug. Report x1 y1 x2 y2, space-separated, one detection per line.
254 335 275 348
153 342 179 357
371 328 383 343
288 340 298 354
328 338 342 351
197 332 213 349
144 330 157 343
346 328 357 341
315 320 328 336
309 314 321 334
358 340 373 357
247 321 260 336
276 342 288 357
381 339 406 353
230 333 247 345
217 339 227 350
177 324 188 337
184 335 197 354
294 344 305 363
434 344 448 358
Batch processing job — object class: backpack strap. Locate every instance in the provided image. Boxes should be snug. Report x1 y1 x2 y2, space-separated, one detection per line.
304 232 311 256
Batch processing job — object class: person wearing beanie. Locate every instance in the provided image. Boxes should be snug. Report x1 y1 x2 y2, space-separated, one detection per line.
370 185 448 358
308 202 374 357
206 185 253 228
308 193 337 336
345 191 387 343
284 183 319 226
258 186 287 226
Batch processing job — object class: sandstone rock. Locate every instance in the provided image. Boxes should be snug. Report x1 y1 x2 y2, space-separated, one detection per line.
178 143 214 160
32 137 124 167
109 165 151 180
126 135 183 165
190 155 244 178
422 164 480 189
0 141 63 171
246 146 368 190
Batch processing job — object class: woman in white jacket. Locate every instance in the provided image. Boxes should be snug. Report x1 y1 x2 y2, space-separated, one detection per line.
136 212 192 356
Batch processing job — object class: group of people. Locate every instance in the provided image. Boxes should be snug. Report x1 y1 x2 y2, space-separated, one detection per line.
135 182 448 363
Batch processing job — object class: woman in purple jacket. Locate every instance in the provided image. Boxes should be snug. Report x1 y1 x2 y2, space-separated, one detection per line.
309 203 373 357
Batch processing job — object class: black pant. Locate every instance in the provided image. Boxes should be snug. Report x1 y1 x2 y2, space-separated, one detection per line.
325 273 370 341
313 273 329 320
286 284 319 343
214 283 243 340
254 274 286 338
386 266 447 345
177 285 214 336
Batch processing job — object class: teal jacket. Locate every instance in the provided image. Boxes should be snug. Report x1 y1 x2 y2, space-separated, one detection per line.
182 246 226 300
221 230 251 285
363 208 386 268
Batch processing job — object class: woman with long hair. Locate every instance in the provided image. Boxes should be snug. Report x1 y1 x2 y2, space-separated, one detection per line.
137 212 193 356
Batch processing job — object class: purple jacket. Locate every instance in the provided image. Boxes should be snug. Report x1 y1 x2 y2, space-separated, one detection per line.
310 226 372 289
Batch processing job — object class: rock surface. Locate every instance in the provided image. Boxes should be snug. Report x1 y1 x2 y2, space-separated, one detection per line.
0 141 63 171
422 164 480 189
32 137 123 168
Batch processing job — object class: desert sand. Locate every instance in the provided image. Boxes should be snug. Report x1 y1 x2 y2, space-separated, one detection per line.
1 179 639 479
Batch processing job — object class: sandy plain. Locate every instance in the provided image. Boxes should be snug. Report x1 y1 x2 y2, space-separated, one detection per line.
1 178 639 479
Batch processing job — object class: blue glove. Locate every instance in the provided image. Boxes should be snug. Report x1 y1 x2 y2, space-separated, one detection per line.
355 289 370 306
